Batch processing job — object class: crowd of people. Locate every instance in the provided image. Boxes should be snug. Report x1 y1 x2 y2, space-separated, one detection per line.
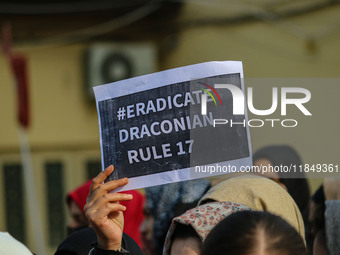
54 145 339 255
1 145 338 255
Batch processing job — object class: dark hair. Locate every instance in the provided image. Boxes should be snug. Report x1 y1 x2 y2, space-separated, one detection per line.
202 211 307 255
172 223 200 241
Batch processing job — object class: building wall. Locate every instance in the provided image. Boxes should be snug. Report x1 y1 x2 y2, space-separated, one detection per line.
158 2 340 191
0 44 103 254
0 2 339 253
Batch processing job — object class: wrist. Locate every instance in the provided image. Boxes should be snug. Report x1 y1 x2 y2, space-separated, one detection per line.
98 237 122 251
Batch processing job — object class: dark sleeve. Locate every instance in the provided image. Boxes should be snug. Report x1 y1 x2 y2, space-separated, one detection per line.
91 233 143 255
55 228 143 255
55 227 97 255
121 233 144 255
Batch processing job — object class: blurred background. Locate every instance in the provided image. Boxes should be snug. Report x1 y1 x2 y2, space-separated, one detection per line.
0 0 339 254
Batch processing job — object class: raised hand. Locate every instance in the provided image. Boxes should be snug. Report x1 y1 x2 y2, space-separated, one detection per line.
84 165 133 251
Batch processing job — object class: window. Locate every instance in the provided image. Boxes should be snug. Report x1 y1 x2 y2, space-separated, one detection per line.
86 160 101 180
45 162 65 246
3 164 26 244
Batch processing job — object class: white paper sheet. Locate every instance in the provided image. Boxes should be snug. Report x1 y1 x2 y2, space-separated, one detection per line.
94 61 252 191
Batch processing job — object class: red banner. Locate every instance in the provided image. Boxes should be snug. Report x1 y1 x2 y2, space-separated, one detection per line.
2 24 30 128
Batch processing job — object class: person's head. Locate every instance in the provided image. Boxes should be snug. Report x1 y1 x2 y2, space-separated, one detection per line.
163 201 251 255
199 175 305 240
202 211 308 255
66 180 92 235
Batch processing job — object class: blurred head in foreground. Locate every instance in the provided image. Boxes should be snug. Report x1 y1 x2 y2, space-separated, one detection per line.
0 232 33 255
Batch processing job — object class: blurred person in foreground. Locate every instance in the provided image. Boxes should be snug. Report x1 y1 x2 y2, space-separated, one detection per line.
0 232 34 255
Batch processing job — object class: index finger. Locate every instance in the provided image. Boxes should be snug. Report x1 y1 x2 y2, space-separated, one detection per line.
89 165 114 194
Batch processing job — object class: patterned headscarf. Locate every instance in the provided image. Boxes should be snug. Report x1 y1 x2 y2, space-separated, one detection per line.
145 179 210 255
163 201 251 255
